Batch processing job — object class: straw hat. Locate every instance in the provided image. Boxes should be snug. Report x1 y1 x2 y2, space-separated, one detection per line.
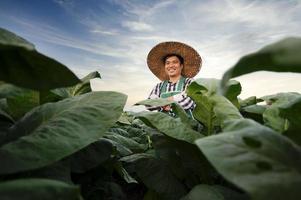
147 41 202 81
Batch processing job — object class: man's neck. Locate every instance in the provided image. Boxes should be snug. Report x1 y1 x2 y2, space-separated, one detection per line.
169 75 181 84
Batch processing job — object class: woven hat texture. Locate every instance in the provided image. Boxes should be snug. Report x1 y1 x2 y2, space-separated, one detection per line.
147 41 202 80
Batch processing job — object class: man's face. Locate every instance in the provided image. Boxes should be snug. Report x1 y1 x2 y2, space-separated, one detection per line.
164 56 183 78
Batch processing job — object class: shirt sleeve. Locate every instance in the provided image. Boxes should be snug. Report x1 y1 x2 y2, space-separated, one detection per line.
146 82 162 111
172 78 196 111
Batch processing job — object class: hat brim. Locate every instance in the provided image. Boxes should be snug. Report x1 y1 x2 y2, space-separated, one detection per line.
147 41 202 81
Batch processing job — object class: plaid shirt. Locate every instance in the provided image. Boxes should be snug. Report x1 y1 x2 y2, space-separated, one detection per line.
147 77 196 111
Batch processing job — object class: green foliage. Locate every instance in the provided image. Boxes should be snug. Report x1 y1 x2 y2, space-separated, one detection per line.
0 83 39 120
137 98 201 131
221 37 301 91
121 153 187 200
135 111 203 143
40 71 101 103
0 178 81 200
260 93 300 133
70 139 114 173
180 184 247 200
1 28 301 200
280 96 301 145
187 78 242 134
0 28 80 90
0 91 126 174
196 119 301 200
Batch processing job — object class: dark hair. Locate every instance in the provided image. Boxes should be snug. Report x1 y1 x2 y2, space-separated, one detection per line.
163 54 184 64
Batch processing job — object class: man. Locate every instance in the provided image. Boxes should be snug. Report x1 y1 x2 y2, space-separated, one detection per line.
146 41 202 116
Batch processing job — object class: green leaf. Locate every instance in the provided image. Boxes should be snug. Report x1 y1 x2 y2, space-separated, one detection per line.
0 91 127 174
0 28 34 50
261 93 300 133
240 105 266 124
136 98 198 130
187 79 242 135
180 184 247 200
143 190 163 200
71 71 101 96
222 37 301 90
189 78 241 100
105 132 147 153
136 98 173 107
0 178 81 200
70 139 113 173
0 83 39 120
39 71 101 104
104 139 133 156
117 112 132 125
187 83 217 135
151 134 216 186
121 153 187 199
0 99 13 142
114 161 138 184
0 108 14 123
135 111 203 144
239 96 259 107
223 80 241 108
0 28 80 90
211 95 242 128
196 119 301 200
26 159 73 184
280 96 301 145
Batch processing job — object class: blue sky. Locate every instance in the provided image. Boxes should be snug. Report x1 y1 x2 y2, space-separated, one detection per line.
1 0 301 109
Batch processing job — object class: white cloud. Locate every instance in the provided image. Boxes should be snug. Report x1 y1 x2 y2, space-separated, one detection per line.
122 21 153 31
90 28 118 36
10 18 128 58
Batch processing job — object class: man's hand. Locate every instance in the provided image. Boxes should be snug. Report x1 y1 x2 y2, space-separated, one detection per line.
167 96 174 101
162 105 171 111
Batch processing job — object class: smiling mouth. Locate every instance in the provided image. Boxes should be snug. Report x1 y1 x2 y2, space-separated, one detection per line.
167 69 176 73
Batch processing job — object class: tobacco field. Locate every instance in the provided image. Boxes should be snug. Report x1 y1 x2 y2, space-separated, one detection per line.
0 27 301 200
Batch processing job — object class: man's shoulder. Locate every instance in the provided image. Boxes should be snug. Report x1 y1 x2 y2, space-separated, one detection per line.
184 77 194 84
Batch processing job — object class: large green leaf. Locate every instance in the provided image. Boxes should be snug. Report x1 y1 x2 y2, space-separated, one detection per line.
0 178 81 200
0 28 80 90
105 132 147 153
136 98 199 131
187 79 242 135
187 78 241 109
224 80 241 108
240 104 266 124
239 96 260 107
114 161 138 184
180 184 247 200
104 125 149 156
196 119 301 200
15 159 73 184
0 99 13 143
121 153 187 200
261 93 300 133
0 108 14 123
222 37 301 89
71 71 101 96
0 83 40 120
188 78 241 99
135 111 203 144
280 96 301 145
40 71 101 104
0 91 127 174
211 95 242 128
70 139 113 173
151 134 216 187
187 82 217 135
